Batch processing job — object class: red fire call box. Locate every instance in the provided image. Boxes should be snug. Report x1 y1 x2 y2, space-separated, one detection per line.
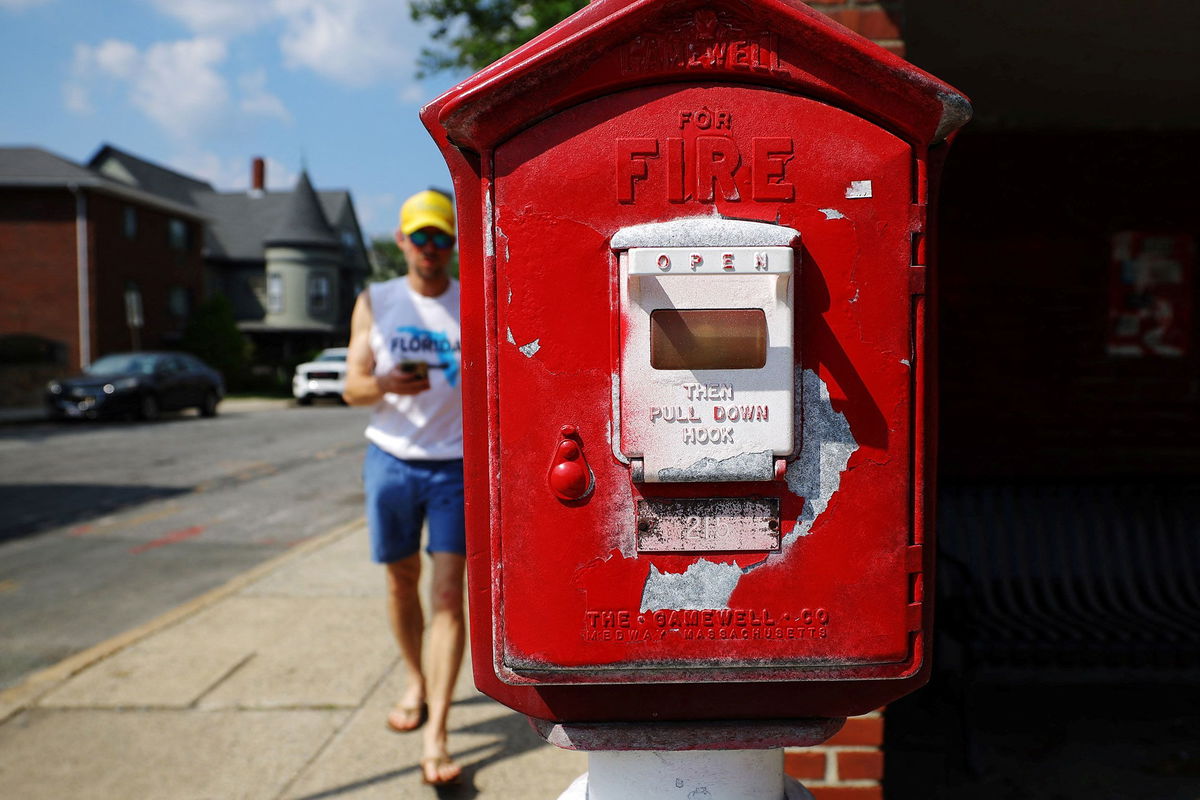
422 0 970 724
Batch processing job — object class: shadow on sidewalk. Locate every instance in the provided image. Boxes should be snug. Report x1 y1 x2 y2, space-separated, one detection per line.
291 695 569 800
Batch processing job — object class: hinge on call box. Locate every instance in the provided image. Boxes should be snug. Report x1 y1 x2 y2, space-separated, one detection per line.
909 265 926 296
906 544 924 631
910 207 926 296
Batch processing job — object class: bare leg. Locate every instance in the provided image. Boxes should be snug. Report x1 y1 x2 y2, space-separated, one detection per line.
385 555 426 729
421 551 466 782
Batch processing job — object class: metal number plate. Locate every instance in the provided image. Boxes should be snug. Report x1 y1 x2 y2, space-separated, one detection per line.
636 497 780 552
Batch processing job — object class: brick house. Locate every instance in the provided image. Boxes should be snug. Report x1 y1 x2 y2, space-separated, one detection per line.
88 147 371 367
0 147 206 399
0 145 369 400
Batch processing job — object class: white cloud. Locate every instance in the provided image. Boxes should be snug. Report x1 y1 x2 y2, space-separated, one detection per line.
62 82 91 114
146 0 277 37
399 83 424 104
145 0 428 89
238 70 292 122
89 39 139 78
67 37 230 140
170 151 298 192
64 0 430 135
275 0 418 87
133 39 230 138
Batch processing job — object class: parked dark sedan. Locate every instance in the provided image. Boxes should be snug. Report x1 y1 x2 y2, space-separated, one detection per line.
45 351 224 421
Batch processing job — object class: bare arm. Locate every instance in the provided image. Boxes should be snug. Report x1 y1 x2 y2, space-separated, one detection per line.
341 288 429 405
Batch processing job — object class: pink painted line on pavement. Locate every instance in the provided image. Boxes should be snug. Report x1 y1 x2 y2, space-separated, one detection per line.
130 525 206 554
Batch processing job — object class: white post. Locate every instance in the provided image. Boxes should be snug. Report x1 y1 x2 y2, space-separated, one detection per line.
557 749 814 800
73 187 91 368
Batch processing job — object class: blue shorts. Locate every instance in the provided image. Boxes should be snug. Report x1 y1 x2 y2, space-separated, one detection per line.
363 443 466 563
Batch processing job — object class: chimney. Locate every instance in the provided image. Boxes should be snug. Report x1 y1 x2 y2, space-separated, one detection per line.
251 157 266 192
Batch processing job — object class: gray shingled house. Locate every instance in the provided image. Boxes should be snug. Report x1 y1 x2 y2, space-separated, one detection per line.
88 145 370 367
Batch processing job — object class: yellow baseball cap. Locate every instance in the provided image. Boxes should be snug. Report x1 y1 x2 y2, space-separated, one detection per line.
399 190 455 236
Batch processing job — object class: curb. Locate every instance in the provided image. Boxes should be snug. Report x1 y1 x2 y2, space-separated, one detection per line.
0 397 297 426
0 516 365 724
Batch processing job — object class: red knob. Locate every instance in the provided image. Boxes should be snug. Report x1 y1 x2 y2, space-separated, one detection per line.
549 460 589 500
548 429 592 501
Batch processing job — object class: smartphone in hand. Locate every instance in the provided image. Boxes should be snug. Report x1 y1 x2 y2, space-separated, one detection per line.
399 361 429 380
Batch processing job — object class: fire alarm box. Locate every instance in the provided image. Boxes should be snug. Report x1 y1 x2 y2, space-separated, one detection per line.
422 0 970 725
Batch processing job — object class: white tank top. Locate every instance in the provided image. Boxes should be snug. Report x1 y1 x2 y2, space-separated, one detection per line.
365 278 463 460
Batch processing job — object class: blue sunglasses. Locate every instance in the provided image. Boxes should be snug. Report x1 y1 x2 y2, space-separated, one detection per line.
409 230 456 249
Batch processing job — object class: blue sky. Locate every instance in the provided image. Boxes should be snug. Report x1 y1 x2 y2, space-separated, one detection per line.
0 0 468 239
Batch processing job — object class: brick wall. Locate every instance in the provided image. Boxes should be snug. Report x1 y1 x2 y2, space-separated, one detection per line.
0 187 206 375
0 189 82 369
785 710 885 798
807 1 905 57
89 193 204 358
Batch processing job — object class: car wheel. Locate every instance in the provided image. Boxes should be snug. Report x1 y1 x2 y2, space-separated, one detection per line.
297 395 313 406
139 393 160 421
199 390 219 417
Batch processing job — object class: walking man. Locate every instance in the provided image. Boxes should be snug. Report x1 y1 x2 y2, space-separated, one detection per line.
343 189 464 786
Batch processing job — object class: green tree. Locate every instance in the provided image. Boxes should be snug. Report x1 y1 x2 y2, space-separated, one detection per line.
410 0 587 74
370 235 408 281
179 295 252 388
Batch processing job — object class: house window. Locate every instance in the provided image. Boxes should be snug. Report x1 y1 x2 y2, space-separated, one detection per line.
267 273 285 313
122 206 138 239
124 282 144 329
168 218 189 251
308 274 331 314
168 286 190 319
249 274 266 309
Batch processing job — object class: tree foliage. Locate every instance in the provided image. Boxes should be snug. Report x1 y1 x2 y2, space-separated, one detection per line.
410 0 587 74
180 294 252 387
370 236 408 282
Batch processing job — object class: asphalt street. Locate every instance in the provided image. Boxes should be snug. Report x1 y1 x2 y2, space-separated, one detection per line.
0 400 373 689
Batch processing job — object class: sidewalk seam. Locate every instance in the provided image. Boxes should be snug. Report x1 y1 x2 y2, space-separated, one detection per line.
0 516 365 725
271 652 402 800
192 652 257 709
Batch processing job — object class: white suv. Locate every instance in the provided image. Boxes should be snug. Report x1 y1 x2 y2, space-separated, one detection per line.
292 347 348 405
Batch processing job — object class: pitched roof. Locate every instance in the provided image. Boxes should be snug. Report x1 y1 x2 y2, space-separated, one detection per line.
0 146 206 219
426 0 971 150
88 145 214 206
2 143 366 269
0 147 101 183
194 188 352 260
264 170 340 248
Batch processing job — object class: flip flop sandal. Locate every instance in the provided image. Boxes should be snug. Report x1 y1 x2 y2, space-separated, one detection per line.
420 755 462 786
386 702 428 733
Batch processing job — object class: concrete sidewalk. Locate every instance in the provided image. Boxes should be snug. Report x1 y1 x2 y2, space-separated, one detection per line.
0 520 586 799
